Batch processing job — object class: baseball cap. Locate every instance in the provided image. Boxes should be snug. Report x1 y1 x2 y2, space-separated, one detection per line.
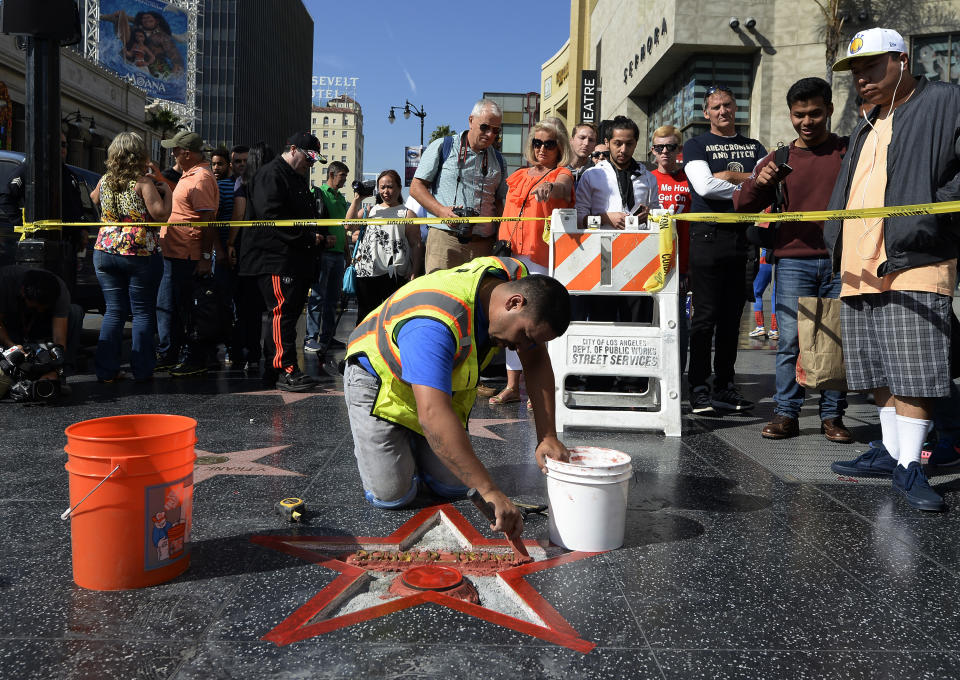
286 132 326 163
160 130 212 152
832 27 907 71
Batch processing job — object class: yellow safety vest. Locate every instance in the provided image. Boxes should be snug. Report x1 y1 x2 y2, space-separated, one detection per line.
345 256 528 434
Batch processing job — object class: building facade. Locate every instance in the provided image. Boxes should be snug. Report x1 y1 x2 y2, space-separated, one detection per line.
310 96 364 191
549 0 960 155
482 91 539 176
0 36 147 172
195 0 312 150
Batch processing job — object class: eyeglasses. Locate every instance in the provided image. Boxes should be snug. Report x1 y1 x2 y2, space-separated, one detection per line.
531 138 558 150
591 150 610 159
705 84 734 96
478 123 501 136
298 148 321 164
652 143 679 153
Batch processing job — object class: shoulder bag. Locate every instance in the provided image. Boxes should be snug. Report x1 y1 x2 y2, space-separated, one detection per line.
342 207 368 296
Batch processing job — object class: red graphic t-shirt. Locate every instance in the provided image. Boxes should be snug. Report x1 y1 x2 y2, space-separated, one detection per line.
651 168 691 274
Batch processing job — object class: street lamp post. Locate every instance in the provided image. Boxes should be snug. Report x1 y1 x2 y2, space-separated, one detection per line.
387 100 426 148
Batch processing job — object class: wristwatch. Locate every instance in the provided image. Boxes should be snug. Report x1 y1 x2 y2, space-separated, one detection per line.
201 252 212 260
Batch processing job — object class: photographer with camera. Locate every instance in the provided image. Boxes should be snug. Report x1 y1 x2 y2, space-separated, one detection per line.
410 99 507 273
0 266 79 401
345 170 421 325
305 162 347 356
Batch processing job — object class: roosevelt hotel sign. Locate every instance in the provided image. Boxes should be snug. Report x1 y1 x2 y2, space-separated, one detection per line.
312 76 359 105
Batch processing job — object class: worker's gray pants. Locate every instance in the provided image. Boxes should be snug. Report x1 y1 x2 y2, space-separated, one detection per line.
344 362 468 508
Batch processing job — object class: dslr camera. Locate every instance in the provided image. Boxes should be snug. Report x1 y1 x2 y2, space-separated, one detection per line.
0 342 65 403
450 207 480 244
352 179 377 198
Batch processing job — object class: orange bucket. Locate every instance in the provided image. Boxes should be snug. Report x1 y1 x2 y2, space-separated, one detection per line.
64 414 197 590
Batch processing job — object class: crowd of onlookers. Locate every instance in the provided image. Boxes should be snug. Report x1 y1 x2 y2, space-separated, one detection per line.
0 27 958 512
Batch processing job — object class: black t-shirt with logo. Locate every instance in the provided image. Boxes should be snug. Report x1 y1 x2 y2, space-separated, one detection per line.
683 132 766 214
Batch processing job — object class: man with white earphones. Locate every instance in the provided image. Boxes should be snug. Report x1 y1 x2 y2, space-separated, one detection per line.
824 28 960 512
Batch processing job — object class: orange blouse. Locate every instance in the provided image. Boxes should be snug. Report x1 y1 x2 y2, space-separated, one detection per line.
498 165 574 266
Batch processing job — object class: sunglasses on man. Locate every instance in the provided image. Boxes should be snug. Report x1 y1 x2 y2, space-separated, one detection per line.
479 123 501 136
591 150 610 160
652 143 679 153
532 138 558 150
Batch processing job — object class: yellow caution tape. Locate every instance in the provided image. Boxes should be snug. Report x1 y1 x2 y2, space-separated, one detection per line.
14 214 546 235
643 215 676 293
661 199 960 224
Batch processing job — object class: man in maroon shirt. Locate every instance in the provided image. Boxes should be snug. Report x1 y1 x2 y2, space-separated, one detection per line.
734 77 851 443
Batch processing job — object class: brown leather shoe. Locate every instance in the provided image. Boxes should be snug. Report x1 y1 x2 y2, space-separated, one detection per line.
762 414 799 439
821 417 853 443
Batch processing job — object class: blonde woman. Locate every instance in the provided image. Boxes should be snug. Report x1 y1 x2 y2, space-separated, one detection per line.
90 131 171 382
489 118 574 406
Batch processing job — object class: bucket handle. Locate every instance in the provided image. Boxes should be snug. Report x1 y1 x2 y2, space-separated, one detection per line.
60 464 120 520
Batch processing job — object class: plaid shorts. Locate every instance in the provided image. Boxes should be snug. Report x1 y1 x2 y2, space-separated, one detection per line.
841 291 953 397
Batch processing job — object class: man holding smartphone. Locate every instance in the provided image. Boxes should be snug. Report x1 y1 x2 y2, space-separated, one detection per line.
735 77 850 443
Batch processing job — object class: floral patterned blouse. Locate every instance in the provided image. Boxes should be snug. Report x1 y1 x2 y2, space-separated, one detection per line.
94 178 159 256
353 204 411 278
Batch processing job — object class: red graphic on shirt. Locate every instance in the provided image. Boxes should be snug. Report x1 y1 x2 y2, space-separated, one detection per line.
251 504 599 653
651 168 691 274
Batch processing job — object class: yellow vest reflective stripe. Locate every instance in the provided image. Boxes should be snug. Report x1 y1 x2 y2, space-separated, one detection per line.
346 256 528 434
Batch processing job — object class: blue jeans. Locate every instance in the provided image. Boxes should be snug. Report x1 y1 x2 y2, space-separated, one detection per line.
773 256 847 420
156 257 203 364
93 250 162 380
306 251 345 343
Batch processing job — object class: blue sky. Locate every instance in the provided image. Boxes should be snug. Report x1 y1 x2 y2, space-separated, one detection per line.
304 0 571 184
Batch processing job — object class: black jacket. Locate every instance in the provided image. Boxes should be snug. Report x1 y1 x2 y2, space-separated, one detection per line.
824 77 960 277
237 157 322 277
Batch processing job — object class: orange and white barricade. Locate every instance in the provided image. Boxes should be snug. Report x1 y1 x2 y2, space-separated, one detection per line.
547 208 681 436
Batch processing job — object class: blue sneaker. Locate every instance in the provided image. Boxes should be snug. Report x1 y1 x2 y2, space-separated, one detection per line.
926 437 960 467
304 338 324 354
892 461 946 512
830 440 897 478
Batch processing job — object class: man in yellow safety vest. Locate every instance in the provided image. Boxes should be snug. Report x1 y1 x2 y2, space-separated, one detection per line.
344 256 571 539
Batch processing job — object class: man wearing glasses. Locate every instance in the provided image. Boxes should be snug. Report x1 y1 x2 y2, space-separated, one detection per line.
237 132 327 392
410 99 508 273
683 85 766 416
649 125 692 372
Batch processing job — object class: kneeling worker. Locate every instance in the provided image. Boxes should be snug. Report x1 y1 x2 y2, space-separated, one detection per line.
344 256 571 538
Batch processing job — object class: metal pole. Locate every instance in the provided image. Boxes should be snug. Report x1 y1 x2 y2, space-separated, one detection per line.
24 36 62 226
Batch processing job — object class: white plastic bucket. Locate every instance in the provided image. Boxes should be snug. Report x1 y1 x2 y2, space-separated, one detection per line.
546 446 632 551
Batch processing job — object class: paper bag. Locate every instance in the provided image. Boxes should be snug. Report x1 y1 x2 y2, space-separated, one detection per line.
796 296 847 391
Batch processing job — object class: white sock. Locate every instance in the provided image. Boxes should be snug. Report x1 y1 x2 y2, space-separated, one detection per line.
896 415 931 469
878 406 899 461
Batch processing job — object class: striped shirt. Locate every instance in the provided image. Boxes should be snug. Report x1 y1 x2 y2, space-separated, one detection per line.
216 177 235 221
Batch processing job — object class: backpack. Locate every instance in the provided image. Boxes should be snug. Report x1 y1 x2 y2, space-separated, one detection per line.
431 135 507 195
745 144 790 256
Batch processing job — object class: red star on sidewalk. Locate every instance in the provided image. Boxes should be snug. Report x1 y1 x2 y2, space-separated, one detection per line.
239 386 344 405
194 444 301 484
468 417 525 440
251 504 599 653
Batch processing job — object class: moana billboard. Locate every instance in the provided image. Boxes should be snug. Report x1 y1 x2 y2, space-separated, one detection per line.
98 0 189 104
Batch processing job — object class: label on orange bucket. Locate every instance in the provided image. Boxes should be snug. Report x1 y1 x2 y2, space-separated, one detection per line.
144 472 193 570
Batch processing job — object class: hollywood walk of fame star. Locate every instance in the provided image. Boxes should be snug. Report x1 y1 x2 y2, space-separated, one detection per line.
194 444 302 484
238 386 344 405
251 504 599 653
468 417 525 441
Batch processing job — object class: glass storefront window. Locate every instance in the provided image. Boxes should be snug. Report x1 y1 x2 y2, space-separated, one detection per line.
648 55 754 140
912 34 960 83
501 125 523 154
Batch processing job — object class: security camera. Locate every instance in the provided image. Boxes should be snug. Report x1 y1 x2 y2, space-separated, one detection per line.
729 17 740 30
745 17 757 29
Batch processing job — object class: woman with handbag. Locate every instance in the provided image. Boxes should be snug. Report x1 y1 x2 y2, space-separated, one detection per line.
489 119 575 406
344 169 422 325
90 131 172 383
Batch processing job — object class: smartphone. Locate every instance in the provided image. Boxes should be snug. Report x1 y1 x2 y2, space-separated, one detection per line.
776 162 793 179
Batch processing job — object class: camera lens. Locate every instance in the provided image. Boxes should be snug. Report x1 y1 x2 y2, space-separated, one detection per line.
33 379 58 400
